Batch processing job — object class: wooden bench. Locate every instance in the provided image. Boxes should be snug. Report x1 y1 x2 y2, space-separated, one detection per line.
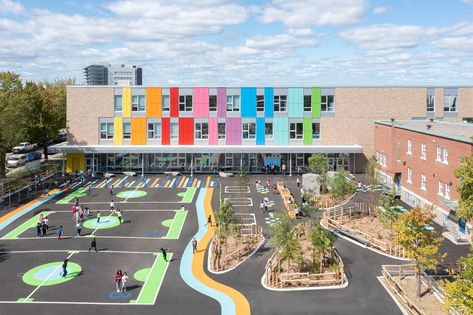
219 171 234 178
164 171 180 176
104 172 115 178
123 171 136 177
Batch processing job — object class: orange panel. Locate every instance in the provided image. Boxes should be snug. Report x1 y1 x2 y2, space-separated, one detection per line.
146 87 162 118
131 117 147 145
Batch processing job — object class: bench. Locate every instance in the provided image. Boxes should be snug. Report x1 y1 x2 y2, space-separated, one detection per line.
219 171 234 178
104 172 115 178
123 171 136 177
164 171 180 176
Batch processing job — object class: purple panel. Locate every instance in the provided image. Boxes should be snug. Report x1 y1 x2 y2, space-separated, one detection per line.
208 118 218 145
217 87 226 118
226 117 241 145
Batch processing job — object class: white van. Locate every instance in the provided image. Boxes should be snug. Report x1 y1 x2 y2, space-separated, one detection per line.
7 154 27 168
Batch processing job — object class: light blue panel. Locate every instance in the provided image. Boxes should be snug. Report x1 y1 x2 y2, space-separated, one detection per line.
241 88 256 117
256 118 265 145
264 88 274 118
288 88 304 117
273 117 288 145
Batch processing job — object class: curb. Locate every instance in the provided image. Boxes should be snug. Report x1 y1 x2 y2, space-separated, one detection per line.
377 276 410 315
260 274 349 291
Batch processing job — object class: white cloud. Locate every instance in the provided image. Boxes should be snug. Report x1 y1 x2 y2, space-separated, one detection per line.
462 0 473 4
373 7 387 14
260 0 368 28
0 0 23 15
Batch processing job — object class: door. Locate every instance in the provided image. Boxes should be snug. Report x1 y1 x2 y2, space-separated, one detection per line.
194 157 203 173
459 218 466 234
72 158 80 173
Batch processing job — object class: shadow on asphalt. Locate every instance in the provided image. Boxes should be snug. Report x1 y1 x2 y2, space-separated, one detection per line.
125 284 142 292
0 244 10 263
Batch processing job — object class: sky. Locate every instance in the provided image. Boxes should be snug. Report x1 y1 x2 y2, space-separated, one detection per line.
1 0 473 86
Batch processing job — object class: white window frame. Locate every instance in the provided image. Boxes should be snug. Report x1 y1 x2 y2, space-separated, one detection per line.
123 122 131 139
407 167 412 183
132 95 146 112
443 95 457 112
407 139 412 155
312 122 320 140
226 95 240 112
265 122 273 140
436 146 442 161
304 95 312 112
256 95 264 112
242 122 256 140
445 183 450 200
421 173 426 191
438 181 444 196
396 142 401 162
100 122 114 139
289 122 303 140
218 122 225 139
147 122 161 140
321 95 335 112
114 95 122 112
162 95 170 111
179 95 193 112
427 94 435 112
273 95 287 112
443 148 448 164
195 122 209 140
170 122 178 140
209 95 217 112
421 143 426 160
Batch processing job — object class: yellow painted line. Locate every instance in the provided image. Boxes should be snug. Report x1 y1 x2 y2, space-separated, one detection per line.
192 179 198 188
125 182 131 187
96 179 107 188
112 178 121 186
164 180 171 188
82 181 92 187
205 176 211 188
177 176 186 188
192 188 251 315
151 177 160 187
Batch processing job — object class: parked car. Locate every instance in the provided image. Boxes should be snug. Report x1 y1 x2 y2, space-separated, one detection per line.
12 142 37 153
7 154 27 168
27 151 42 162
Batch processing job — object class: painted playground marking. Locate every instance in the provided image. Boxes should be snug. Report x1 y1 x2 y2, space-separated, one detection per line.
22 261 82 286
223 197 253 207
224 186 250 194
116 190 148 199
83 216 121 230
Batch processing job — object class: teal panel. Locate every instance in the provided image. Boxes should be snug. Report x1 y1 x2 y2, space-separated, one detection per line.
288 88 304 117
273 117 288 145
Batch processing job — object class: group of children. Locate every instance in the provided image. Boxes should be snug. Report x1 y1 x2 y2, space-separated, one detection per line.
35 213 49 237
115 270 129 293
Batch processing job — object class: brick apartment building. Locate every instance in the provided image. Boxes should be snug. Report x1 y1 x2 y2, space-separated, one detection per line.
374 119 473 244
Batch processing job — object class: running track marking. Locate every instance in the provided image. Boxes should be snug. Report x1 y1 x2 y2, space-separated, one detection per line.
165 210 188 239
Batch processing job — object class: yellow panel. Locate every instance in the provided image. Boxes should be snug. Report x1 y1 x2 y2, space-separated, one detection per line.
122 87 132 117
114 117 123 145
66 153 85 173
131 117 146 145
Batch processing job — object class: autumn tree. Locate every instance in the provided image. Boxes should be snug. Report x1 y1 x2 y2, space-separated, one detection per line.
444 250 473 315
392 206 444 298
455 155 473 223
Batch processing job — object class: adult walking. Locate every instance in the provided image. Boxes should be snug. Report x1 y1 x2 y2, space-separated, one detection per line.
160 247 168 262
89 237 97 252
61 259 68 278
192 238 198 254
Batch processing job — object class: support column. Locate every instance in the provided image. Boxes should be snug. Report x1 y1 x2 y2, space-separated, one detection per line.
289 154 292 177
191 153 193 177
61 153 65 177
92 153 95 177
141 153 144 177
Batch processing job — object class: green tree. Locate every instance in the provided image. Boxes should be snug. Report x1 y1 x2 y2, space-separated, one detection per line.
270 212 301 270
308 153 328 174
310 222 335 271
364 155 379 187
329 170 356 199
455 155 473 222
378 189 400 227
298 194 320 218
392 206 444 298
444 250 473 315
216 201 237 235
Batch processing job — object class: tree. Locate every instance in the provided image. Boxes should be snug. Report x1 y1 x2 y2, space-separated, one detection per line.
455 155 473 222
270 212 301 270
378 189 400 227
444 251 473 315
308 153 328 174
216 201 237 235
392 206 444 298
364 155 379 187
310 222 335 271
298 194 320 218
329 170 356 199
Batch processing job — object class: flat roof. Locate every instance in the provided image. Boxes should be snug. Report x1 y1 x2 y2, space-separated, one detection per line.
67 85 473 89
375 119 473 144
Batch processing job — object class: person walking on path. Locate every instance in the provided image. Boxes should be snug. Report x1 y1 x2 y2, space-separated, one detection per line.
110 200 115 212
260 200 264 214
36 222 41 238
44 216 49 231
117 209 123 224
76 221 82 236
192 238 198 254
180 205 185 212
205 215 212 227
57 225 63 240
297 177 300 188
121 272 128 292
61 259 68 278
41 222 47 237
109 185 113 196
96 211 101 223
282 164 286 176
115 270 123 293
160 248 168 262
89 237 97 252
87 185 91 195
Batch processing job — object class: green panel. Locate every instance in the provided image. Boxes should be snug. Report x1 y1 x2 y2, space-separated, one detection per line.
312 87 321 118
303 118 312 145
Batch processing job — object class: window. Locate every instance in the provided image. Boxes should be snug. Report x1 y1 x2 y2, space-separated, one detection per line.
421 143 426 160
162 95 170 111
290 123 303 140
436 146 442 161
445 183 450 199
321 95 334 112
407 167 412 183
170 122 178 140
304 95 312 111
114 95 122 112
242 122 256 139
147 122 161 139
218 123 225 139
407 139 412 155
100 122 114 139
443 148 448 164
132 95 145 112
273 95 287 112
195 123 209 139
444 95 457 112
312 122 320 140
421 173 426 191
265 123 273 139
396 142 401 161
438 181 444 196
123 122 131 139
427 95 435 112
179 95 192 111
226 95 240 112
257 95 264 112
209 95 217 112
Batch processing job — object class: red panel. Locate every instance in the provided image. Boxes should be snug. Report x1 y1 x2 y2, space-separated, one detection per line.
179 118 194 145
170 87 179 117
162 118 170 145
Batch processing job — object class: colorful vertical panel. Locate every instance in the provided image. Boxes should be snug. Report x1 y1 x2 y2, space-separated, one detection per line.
312 87 321 118
256 118 265 145
241 87 256 117
146 87 162 118
113 117 123 145
170 87 179 117
303 117 312 145
193 88 209 118
66 153 85 173
208 118 218 145
273 117 288 145
122 88 132 117
226 118 241 145
131 117 147 145
217 88 226 118
264 88 274 117
288 88 304 117
162 118 170 145
178 118 194 145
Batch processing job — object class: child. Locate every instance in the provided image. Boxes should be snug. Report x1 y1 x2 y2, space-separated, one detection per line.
57 225 63 240
41 222 47 237
115 270 123 293
110 200 115 212
117 210 123 224
44 216 49 230
96 211 101 223
36 222 41 237
121 272 128 292
89 237 97 252
260 200 264 214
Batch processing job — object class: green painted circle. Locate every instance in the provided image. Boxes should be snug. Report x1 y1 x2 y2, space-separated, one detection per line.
161 219 173 227
23 262 82 286
116 190 147 199
134 268 151 282
83 216 121 229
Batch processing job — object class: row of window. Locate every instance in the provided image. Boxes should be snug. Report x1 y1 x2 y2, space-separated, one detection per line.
406 167 451 199
376 152 387 167
100 121 321 141
114 94 335 113
407 139 448 164
426 95 457 112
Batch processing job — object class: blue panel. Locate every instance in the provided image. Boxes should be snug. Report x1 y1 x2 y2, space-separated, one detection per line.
256 118 265 145
241 87 256 117
273 117 288 145
288 88 303 117
264 88 274 118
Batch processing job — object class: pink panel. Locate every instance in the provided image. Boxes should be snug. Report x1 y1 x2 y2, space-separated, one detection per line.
194 87 209 118
208 118 218 145
217 87 226 118
226 118 241 145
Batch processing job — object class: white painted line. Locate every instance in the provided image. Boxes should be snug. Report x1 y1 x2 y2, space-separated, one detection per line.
377 276 410 315
0 301 155 306
210 181 214 187
5 235 170 240
44 209 178 213
0 250 158 255
197 180 201 187
224 197 253 207
224 186 250 193
169 178 176 187
25 252 75 300
260 274 349 291
183 178 189 187
116 176 128 187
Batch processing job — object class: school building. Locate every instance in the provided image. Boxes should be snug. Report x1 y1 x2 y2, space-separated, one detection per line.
51 86 473 177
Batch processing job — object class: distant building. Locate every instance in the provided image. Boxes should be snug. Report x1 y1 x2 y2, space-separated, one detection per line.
374 119 473 244
83 63 142 86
